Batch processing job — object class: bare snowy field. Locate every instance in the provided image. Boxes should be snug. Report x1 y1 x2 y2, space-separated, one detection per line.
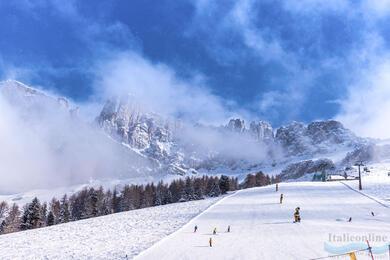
0 197 222 260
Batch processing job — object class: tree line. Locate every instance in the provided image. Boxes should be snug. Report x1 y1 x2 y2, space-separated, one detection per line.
0 171 275 235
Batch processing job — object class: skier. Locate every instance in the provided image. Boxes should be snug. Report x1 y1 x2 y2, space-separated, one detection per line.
348 217 352 222
227 225 230 232
280 194 283 204
213 228 217 235
209 237 212 247
194 225 198 233
294 207 300 223
371 211 375 216
276 183 279 192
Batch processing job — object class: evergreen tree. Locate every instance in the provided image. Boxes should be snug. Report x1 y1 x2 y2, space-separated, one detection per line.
59 194 71 223
50 198 61 224
46 211 55 226
0 220 5 234
112 189 121 213
218 175 230 194
207 178 221 197
169 180 180 203
184 177 195 201
87 189 99 218
40 202 47 227
20 197 41 230
154 181 164 206
193 178 204 200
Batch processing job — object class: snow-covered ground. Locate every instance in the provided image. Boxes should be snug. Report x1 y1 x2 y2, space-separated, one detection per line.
0 197 222 260
137 182 390 260
354 161 390 206
2 167 390 260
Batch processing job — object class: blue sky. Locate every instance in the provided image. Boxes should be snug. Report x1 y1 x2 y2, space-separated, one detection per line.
1 0 390 135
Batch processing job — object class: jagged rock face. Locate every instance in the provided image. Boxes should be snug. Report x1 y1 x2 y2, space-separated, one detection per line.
307 120 355 145
275 121 312 154
96 96 188 173
249 121 274 142
276 120 360 155
97 96 176 149
278 158 335 180
226 119 246 133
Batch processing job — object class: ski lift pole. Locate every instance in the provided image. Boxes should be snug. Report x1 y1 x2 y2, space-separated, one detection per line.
355 161 364 190
367 240 374 260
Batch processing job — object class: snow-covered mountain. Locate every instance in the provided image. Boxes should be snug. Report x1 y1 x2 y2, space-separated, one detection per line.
0 80 382 187
96 94 373 178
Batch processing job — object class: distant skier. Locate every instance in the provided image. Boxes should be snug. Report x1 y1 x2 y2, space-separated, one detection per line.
227 225 230 232
209 237 212 247
280 194 284 204
348 217 352 222
371 211 375 216
194 225 198 233
276 183 279 192
293 207 300 223
213 228 217 235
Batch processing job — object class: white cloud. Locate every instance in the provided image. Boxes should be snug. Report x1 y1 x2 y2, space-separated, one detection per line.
336 59 390 138
92 52 247 124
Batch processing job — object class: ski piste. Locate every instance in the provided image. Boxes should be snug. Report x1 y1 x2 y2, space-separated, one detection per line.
137 181 390 260
1 180 389 259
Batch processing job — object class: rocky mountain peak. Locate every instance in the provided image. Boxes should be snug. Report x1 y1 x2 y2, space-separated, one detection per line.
226 118 246 133
249 121 274 142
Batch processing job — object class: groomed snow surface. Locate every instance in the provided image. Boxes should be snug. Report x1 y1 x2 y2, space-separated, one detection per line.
1 180 390 259
137 181 390 260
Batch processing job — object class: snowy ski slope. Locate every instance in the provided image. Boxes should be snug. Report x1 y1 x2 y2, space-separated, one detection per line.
0 197 222 260
1 180 390 260
137 181 390 260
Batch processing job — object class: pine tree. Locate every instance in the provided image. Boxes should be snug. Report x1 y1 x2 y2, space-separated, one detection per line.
112 189 121 213
218 175 230 194
184 177 195 201
50 198 61 224
0 220 5 234
59 194 71 223
47 211 55 226
87 189 98 218
207 178 221 197
20 197 41 230
154 181 164 206
193 178 204 200
40 202 47 227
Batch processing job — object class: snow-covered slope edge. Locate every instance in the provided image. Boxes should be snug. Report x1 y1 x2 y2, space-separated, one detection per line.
0 196 223 260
